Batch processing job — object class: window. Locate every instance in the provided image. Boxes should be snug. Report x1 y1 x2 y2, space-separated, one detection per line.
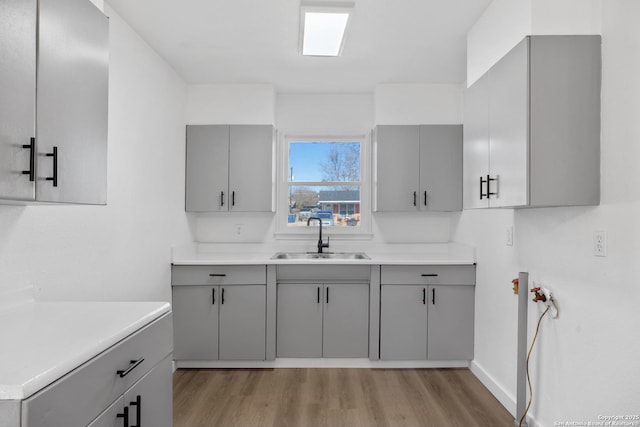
278 135 370 235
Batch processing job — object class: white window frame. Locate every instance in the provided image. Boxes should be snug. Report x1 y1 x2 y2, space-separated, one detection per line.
275 132 372 238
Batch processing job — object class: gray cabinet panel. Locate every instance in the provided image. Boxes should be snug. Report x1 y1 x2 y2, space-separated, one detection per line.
0 0 36 200
380 265 476 285
172 264 266 286
229 125 274 212
323 284 369 358
375 125 420 211
185 125 229 212
36 0 108 204
380 285 427 360
463 73 490 209
277 283 323 358
488 37 529 208
123 356 173 427
427 286 475 360
172 286 219 360
419 125 462 211
219 285 266 360
276 264 371 282
86 396 124 427
529 35 601 207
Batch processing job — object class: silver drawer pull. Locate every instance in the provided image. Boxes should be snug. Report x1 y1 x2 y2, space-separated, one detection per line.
117 357 144 378
209 273 227 277
421 274 438 277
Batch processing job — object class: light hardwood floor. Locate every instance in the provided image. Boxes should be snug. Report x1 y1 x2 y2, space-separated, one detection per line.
173 368 513 427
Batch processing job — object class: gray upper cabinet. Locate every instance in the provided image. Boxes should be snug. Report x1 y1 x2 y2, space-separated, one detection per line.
185 124 274 212
375 125 462 212
0 0 108 204
463 35 601 209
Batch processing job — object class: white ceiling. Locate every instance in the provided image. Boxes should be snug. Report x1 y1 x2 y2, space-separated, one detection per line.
106 0 491 93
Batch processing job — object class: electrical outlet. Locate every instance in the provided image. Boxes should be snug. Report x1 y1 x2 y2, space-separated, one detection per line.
506 225 513 246
594 230 607 257
234 224 244 236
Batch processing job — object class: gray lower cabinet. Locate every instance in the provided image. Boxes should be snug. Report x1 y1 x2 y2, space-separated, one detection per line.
87 356 173 427
22 314 172 427
277 283 369 358
172 284 266 360
380 265 475 361
171 265 268 361
0 0 108 204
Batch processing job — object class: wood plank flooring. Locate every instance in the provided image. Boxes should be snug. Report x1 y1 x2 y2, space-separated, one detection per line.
173 368 513 427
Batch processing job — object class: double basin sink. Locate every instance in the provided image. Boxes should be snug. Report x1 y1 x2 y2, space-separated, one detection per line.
271 252 370 260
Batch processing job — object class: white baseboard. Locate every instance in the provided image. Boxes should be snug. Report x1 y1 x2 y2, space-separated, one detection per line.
469 360 541 427
175 358 470 369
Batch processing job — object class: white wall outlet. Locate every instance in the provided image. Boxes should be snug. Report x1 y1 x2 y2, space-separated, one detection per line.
506 225 513 246
234 224 244 236
594 230 607 257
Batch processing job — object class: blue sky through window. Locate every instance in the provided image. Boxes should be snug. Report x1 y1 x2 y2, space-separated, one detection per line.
289 141 360 182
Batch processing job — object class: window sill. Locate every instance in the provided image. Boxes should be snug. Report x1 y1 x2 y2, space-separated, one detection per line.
273 231 374 241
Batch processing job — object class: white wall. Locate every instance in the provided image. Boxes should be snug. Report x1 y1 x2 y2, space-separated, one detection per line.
0 4 194 302
186 84 275 125
456 1 640 425
374 84 463 125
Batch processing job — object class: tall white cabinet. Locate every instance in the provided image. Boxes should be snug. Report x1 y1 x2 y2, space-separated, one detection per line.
463 35 601 209
375 125 462 212
185 124 274 212
0 0 108 204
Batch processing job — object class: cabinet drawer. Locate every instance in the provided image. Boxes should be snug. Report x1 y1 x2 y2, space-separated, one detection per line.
381 265 475 285
22 313 172 427
172 265 266 286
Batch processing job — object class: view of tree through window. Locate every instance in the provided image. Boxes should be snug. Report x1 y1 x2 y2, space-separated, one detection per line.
288 141 361 227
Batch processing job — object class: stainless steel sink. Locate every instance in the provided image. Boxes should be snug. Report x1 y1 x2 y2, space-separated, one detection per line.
271 252 370 260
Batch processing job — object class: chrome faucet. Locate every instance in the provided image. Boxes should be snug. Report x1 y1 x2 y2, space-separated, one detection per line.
307 216 330 253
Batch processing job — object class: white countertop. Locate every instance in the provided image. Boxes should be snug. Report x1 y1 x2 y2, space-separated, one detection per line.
172 243 476 266
0 298 170 400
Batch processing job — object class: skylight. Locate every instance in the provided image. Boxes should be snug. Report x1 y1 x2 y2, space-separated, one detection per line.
300 2 354 57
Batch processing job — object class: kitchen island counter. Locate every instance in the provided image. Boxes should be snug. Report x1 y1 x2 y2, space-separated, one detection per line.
0 296 170 401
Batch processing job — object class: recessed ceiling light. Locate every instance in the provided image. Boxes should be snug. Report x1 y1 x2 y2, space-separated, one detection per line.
300 2 354 57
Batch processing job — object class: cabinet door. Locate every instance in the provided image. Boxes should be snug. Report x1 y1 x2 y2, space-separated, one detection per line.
488 37 529 208
123 356 173 427
375 125 420 212
323 284 369 358
276 283 323 358
219 285 266 360
228 125 274 212
86 396 124 427
36 0 108 204
0 0 36 201
427 286 474 360
380 285 428 360
419 125 462 211
462 74 490 209
172 286 219 360
185 125 230 212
